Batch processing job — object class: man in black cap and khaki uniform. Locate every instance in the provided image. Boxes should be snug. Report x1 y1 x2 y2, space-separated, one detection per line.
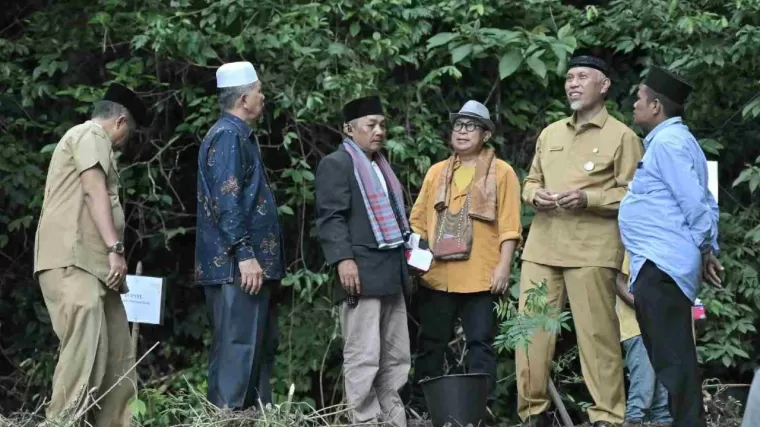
517 50 643 427
34 83 147 427
315 95 411 427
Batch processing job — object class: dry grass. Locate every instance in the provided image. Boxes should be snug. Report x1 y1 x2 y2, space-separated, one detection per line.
0 380 745 427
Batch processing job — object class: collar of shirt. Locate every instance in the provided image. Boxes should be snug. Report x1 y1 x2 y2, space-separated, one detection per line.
221 112 254 138
85 120 114 143
567 106 609 131
643 116 683 149
86 120 104 131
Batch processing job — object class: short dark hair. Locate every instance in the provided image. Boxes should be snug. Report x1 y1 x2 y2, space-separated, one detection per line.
644 85 684 118
218 83 254 111
91 100 134 124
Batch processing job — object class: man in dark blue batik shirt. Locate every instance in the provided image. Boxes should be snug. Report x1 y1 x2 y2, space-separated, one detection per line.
195 61 285 410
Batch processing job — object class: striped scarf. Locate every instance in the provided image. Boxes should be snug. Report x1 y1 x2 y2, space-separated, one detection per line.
343 138 409 248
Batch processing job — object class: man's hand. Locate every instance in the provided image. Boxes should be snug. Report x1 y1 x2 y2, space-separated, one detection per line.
533 189 558 210
239 258 264 295
615 272 635 308
106 252 127 291
490 262 511 295
338 259 361 296
556 189 588 210
702 252 724 287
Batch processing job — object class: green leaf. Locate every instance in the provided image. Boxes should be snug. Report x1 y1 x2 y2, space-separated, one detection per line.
426 32 457 49
40 143 57 154
734 348 750 359
732 168 754 187
451 44 473 64
742 96 760 119
278 205 295 215
668 0 679 17
469 4 485 15
163 227 188 241
721 355 732 368
129 397 147 417
750 174 760 193
327 42 350 57
669 56 690 70
498 50 523 79
349 22 360 37
202 46 217 59
699 138 723 155
526 55 547 79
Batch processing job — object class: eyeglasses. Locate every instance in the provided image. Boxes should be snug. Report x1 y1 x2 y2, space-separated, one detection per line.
453 121 483 132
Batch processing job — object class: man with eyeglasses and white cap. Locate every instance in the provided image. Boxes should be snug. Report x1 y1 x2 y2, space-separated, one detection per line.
409 100 523 420
195 61 285 409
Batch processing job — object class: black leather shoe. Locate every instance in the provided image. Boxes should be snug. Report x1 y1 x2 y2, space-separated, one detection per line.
520 411 552 427
592 421 621 427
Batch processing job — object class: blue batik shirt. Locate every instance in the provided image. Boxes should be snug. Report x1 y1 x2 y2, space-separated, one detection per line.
619 117 719 302
195 112 285 285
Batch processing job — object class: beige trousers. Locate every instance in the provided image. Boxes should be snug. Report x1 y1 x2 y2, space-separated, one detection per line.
341 292 410 427
516 261 625 424
38 266 136 427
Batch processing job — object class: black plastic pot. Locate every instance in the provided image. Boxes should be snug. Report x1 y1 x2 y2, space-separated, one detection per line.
419 373 489 427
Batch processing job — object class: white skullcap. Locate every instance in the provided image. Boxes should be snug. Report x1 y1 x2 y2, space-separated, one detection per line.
216 61 258 88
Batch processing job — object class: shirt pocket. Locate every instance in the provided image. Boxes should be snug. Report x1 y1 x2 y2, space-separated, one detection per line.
540 145 565 170
628 166 648 194
584 150 615 175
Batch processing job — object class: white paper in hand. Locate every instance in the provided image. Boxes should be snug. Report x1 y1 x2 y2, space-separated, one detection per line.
406 248 433 272
405 233 421 250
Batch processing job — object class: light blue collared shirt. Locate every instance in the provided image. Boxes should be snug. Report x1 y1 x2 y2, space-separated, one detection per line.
619 117 719 302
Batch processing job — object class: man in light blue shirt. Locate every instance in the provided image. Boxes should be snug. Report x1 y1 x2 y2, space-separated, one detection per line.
619 65 724 427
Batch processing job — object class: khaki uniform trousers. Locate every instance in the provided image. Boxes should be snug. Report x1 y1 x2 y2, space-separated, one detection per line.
341 292 410 427
38 266 136 427
516 261 625 424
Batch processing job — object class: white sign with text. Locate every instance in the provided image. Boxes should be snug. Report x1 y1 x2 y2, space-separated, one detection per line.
707 161 718 204
122 275 166 325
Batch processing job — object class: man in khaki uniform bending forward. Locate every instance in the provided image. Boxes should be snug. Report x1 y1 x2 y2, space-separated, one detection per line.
516 50 643 427
34 83 147 427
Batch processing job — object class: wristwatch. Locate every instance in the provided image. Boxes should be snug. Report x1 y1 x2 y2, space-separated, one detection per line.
107 241 125 255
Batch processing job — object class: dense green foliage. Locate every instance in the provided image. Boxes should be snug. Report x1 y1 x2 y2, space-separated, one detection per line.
1 0 759 424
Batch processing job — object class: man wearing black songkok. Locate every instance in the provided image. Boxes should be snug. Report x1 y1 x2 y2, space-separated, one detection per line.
35 83 147 427
518 48 643 427
315 96 411 427
621 65 723 427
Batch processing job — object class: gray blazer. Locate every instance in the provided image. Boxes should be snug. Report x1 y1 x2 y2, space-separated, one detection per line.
315 146 408 304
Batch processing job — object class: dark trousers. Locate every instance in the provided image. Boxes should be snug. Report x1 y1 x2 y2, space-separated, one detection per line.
204 282 279 409
633 260 706 427
411 287 497 409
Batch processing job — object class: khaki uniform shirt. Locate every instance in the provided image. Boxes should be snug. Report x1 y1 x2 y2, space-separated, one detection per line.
410 158 523 293
522 107 643 269
34 121 126 290
615 251 640 341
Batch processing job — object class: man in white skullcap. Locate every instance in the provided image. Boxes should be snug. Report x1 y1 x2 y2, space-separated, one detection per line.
195 61 285 409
